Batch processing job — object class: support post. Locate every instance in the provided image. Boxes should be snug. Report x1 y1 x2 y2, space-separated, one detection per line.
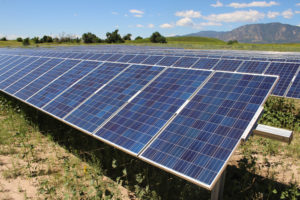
211 168 226 200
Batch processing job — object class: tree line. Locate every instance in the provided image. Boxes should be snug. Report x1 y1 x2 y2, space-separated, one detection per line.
9 30 167 46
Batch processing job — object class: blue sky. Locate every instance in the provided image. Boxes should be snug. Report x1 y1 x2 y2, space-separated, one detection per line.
0 0 300 39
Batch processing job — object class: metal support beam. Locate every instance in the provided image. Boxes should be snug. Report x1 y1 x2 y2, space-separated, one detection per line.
211 168 226 200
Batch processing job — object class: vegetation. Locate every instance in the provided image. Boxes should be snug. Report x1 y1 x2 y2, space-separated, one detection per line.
0 37 7 41
106 29 124 43
227 40 239 45
135 36 143 40
22 38 30 46
150 32 167 43
16 37 23 42
82 32 101 43
123 34 132 41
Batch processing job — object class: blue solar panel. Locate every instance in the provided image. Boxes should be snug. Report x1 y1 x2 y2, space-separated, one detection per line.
286 71 300 98
0 56 28 74
0 55 14 66
192 58 219 70
251 57 267 61
0 55 8 63
173 57 199 68
265 62 300 96
0 57 50 90
15 60 81 101
117 55 136 63
94 69 211 154
129 55 149 64
237 61 269 74
65 65 163 133
106 54 124 62
98 54 113 61
141 72 277 188
0 57 39 83
142 55 164 65
157 56 180 66
88 53 104 60
43 63 128 118
213 60 243 71
27 61 100 108
5 58 64 94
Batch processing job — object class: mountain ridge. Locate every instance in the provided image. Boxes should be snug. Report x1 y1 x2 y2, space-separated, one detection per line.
184 22 300 43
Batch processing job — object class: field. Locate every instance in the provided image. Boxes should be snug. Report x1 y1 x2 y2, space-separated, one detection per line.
0 92 299 199
1 37 300 52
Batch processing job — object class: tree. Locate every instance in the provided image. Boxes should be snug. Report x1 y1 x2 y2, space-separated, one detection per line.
41 35 53 43
123 33 132 41
106 29 124 43
32 37 40 44
150 32 167 43
22 38 30 46
227 40 238 45
0 37 7 41
82 32 100 43
135 36 143 40
16 37 23 42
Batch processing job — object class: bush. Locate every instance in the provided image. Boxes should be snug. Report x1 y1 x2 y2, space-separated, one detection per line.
32 37 40 44
135 36 143 40
227 40 238 45
82 32 101 43
106 29 124 43
40 35 53 43
22 38 30 46
0 37 7 41
123 33 132 41
16 37 23 42
150 32 167 43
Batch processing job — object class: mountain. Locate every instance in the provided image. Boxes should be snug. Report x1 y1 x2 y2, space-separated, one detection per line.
185 23 300 43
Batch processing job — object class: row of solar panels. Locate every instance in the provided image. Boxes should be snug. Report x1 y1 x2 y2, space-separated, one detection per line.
0 54 277 190
2 48 300 63
0 51 299 99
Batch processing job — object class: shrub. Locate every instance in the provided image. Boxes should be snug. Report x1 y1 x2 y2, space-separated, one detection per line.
123 34 132 41
82 32 100 43
0 37 7 41
40 35 53 43
150 32 167 43
22 38 30 46
135 36 143 40
16 37 23 42
227 40 238 45
32 37 40 44
106 29 124 43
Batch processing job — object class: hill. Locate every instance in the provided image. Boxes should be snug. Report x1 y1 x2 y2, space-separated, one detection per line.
185 22 300 43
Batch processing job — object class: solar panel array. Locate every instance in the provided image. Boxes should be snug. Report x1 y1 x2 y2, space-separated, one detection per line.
0 45 295 190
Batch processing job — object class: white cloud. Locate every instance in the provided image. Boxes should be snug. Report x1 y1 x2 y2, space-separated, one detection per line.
73 13 78 17
166 34 176 37
199 22 222 26
203 9 265 23
295 11 300 14
148 24 155 28
136 24 144 28
228 1 279 8
0 34 24 40
267 11 280 18
129 9 144 14
175 10 201 18
211 1 223 7
176 17 194 27
160 23 174 28
282 9 293 19
134 14 143 18
112 11 118 15
296 3 300 6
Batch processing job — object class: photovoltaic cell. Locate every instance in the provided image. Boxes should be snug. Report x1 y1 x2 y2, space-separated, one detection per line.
157 56 180 66
0 57 50 90
106 54 124 62
265 62 300 96
192 58 219 70
117 55 136 63
97 54 113 61
213 60 243 71
5 58 64 94
27 60 99 108
15 59 81 101
65 65 163 133
173 57 199 68
237 61 269 74
286 71 300 98
94 69 211 154
142 55 164 65
0 56 29 75
128 55 149 64
88 53 104 60
43 63 128 118
141 72 277 188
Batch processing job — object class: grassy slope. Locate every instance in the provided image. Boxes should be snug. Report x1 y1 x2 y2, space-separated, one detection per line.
1 37 300 52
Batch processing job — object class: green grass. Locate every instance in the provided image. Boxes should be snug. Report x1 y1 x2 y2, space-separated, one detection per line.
1 37 300 52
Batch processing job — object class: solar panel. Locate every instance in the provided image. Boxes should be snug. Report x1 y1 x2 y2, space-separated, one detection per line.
237 61 269 74
213 60 243 71
27 61 100 108
106 54 124 62
65 65 163 133
173 57 199 68
98 54 113 61
5 58 64 94
0 57 51 90
43 63 128 118
142 55 164 65
286 71 300 98
94 69 211 154
0 56 29 74
15 59 81 101
117 55 136 63
264 62 300 96
157 56 181 66
88 53 104 60
128 55 149 64
192 58 219 70
0 55 15 67
141 72 277 189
